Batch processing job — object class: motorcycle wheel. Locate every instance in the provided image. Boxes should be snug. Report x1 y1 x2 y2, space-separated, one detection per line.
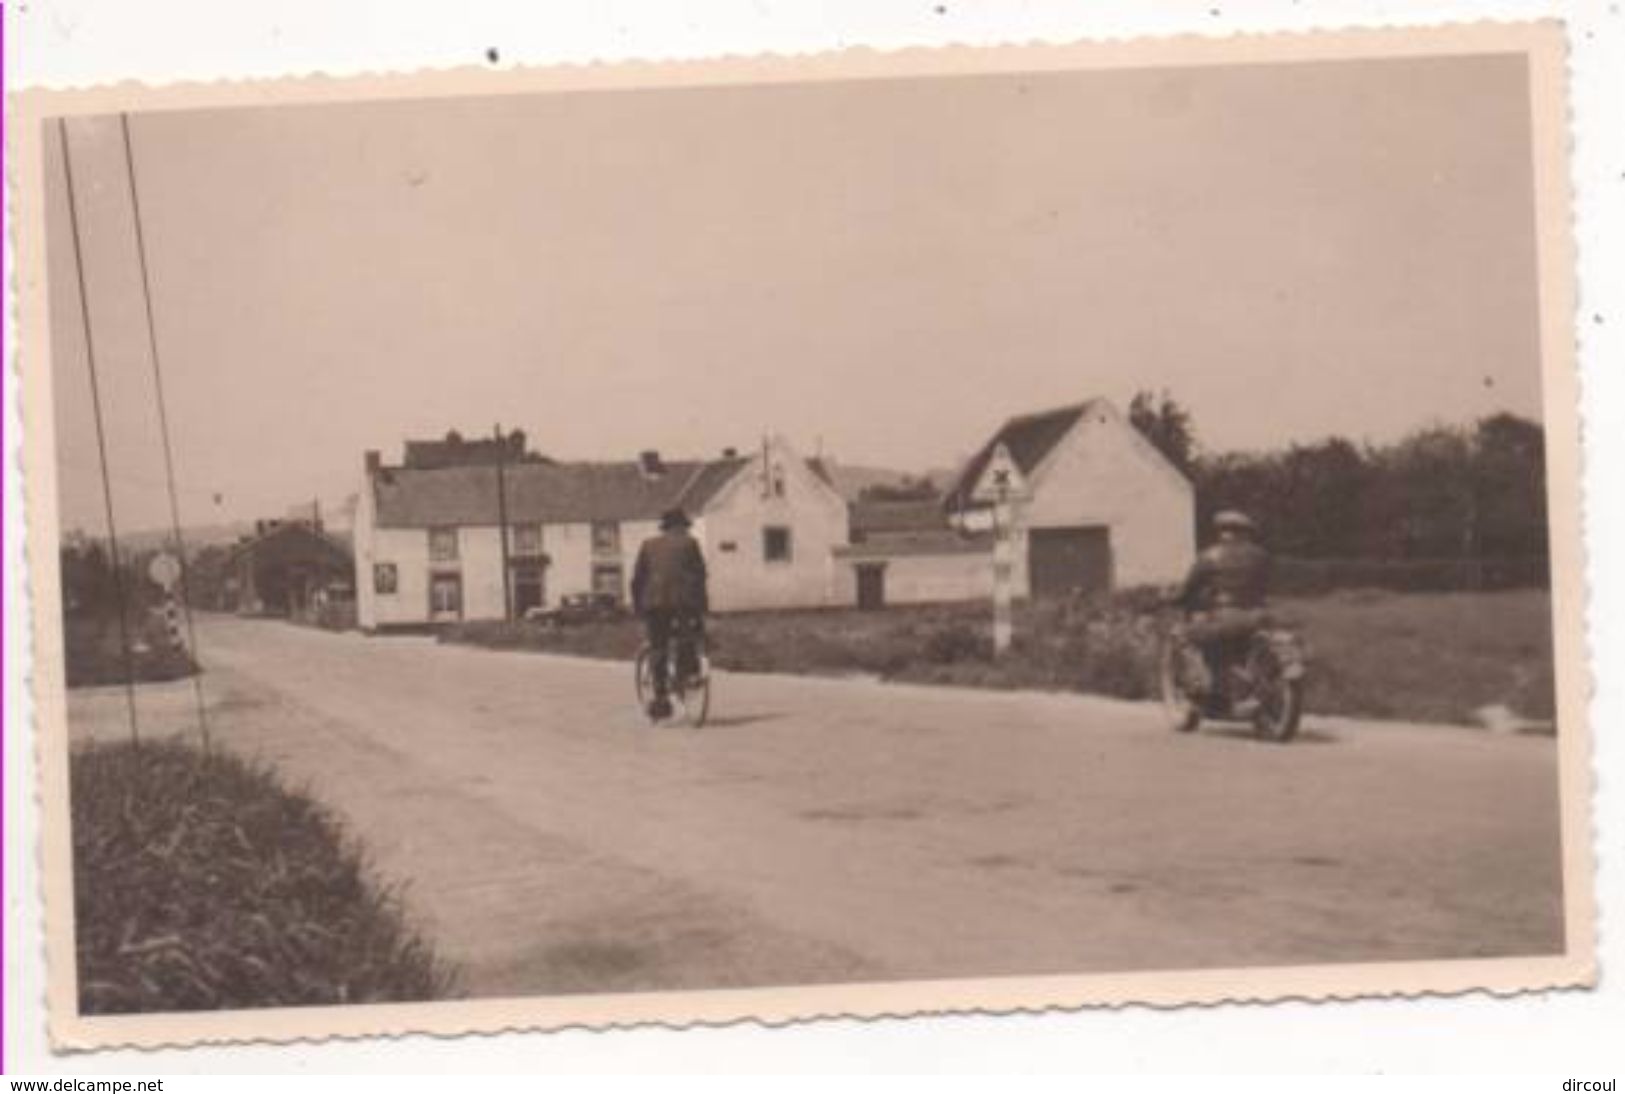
1253 676 1304 743
1159 643 1202 733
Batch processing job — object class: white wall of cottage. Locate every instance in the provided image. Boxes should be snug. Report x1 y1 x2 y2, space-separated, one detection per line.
944 404 1194 596
1021 404 1195 588
358 512 670 628
833 550 995 606
695 438 849 612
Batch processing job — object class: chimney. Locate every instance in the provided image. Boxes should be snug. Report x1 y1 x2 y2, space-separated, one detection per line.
722 447 738 459
365 450 381 475
639 449 665 477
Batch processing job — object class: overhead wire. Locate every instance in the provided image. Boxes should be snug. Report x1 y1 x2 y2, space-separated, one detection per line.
121 112 211 752
57 117 140 746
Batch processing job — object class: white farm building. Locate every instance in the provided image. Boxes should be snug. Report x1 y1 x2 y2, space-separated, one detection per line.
835 399 1195 607
353 432 849 630
353 398 1194 627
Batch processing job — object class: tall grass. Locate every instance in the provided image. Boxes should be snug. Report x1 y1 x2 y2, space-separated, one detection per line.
443 588 1557 726
63 612 198 689
72 740 458 1014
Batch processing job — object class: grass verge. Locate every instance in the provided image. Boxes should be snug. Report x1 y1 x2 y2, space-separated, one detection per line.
442 589 1556 727
64 613 198 689
72 739 458 1014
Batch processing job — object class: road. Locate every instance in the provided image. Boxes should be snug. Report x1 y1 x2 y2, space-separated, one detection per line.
68 615 1567 997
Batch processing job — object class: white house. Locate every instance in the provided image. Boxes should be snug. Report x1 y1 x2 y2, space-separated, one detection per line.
833 398 1195 607
353 432 849 630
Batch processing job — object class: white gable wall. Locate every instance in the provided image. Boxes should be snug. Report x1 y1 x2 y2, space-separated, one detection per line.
697 439 849 611
355 472 379 629
1023 403 1195 588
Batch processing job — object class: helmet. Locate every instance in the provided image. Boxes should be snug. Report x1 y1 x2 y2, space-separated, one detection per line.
1212 510 1256 535
659 507 691 530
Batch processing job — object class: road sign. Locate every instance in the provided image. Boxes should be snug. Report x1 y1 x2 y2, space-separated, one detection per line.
971 442 1030 503
148 551 182 591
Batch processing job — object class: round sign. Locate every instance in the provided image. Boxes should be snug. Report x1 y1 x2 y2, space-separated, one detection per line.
148 552 182 590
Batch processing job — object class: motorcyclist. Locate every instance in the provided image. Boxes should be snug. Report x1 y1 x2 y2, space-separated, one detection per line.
630 507 709 721
1172 510 1271 702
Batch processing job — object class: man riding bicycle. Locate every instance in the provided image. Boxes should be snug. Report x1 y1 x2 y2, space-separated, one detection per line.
1172 509 1272 701
630 507 709 721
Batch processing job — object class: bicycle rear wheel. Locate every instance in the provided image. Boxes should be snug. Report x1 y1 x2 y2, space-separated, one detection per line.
633 646 654 714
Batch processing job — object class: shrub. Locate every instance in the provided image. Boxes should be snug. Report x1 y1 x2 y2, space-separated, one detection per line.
922 623 992 665
64 612 199 689
72 740 457 1014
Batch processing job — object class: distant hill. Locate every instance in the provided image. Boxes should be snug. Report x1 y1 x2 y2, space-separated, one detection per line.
70 521 258 557
815 461 960 502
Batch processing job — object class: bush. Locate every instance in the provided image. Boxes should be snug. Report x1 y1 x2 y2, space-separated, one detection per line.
922 624 992 665
72 740 457 1014
64 612 199 689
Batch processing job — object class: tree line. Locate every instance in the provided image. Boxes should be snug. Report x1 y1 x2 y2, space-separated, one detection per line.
1125 391 1549 590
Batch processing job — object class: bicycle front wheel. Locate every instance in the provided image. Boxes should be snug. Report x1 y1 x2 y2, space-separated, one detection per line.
681 670 711 728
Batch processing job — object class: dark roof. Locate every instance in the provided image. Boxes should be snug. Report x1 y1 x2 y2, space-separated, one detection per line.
403 430 534 470
849 499 952 537
943 399 1103 510
371 458 746 528
224 521 354 568
804 457 836 488
833 530 993 560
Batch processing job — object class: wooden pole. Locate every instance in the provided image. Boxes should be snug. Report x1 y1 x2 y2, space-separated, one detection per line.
494 423 513 621
122 113 210 750
992 477 1013 656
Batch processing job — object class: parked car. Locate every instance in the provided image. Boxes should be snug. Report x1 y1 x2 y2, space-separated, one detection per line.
525 592 624 627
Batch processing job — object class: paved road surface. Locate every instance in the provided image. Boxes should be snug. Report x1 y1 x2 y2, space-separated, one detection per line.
69 616 1566 997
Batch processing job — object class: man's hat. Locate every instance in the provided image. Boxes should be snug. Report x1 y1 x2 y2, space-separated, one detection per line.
1213 509 1257 534
660 507 691 530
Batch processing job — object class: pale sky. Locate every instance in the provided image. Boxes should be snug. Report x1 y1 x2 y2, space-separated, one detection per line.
45 52 1543 535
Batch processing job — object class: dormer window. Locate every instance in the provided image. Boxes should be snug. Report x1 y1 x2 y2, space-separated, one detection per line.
591 521 621 554
428 526 458 562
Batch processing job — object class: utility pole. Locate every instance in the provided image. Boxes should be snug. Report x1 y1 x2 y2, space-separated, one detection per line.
494 423 513 621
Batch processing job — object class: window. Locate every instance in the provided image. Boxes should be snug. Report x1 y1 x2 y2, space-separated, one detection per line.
430 573 462 616
512 563 544 617
428 526 459 562
591 520 621 554
763 525 792 563
373 562 398 595
592 564 624 601
512 523 543 557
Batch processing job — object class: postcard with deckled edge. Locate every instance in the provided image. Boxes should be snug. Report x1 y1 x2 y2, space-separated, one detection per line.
7 20 1593 1051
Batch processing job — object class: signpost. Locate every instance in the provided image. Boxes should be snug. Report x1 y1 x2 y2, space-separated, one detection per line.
148 551 187 657
971 443 1028 657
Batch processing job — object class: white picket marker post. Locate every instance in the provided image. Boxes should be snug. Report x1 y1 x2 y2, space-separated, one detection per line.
973 442 1028 659
992 479 1014 656
148 551 186 656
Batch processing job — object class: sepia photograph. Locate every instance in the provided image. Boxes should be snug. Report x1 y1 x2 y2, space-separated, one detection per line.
10 21 1592 1047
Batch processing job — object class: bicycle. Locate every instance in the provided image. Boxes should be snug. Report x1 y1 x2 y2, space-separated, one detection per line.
633 622 711 728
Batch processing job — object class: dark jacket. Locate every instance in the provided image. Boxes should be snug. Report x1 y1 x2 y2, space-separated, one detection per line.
630 529 709 614
1176 539 1270 613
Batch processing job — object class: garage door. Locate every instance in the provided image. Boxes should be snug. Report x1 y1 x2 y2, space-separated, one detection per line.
1028 526 1112 598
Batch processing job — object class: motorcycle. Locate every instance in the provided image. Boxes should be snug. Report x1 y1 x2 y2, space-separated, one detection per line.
1159 608 1309 743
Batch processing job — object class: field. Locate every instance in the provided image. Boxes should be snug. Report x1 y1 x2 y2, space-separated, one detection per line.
71 740 458 1013
443 588 1556 728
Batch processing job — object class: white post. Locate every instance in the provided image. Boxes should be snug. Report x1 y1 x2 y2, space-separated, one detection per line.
163 590 186 655
992 479 1013 656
